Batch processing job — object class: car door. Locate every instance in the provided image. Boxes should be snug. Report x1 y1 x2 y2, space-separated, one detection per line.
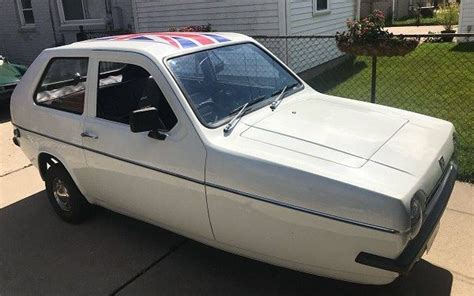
80 51 213 240
26 56 91 191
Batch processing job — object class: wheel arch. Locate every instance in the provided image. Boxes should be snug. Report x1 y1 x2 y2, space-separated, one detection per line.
37 151 92 203
38 152 61 181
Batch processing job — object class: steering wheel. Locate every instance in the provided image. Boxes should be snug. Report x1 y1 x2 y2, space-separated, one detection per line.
196 100 218 123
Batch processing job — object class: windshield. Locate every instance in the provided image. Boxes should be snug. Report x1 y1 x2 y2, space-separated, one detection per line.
167 43 302 127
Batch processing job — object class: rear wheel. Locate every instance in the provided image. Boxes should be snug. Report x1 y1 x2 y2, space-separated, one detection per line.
45 164 93 224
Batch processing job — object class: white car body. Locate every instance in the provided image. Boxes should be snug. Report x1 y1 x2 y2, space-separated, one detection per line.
10 32 457 285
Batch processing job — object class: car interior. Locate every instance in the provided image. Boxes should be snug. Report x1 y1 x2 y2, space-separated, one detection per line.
35 58 88 114
96 63 177 130
174 51 279 125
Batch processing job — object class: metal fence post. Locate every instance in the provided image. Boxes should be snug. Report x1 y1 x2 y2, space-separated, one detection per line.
371 55 377 103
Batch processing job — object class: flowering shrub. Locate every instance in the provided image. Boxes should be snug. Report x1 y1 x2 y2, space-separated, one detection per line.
336 10 418 56
169 24 212 32
343 10 389 44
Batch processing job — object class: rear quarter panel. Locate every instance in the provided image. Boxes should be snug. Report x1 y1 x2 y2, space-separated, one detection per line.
10 49 92 199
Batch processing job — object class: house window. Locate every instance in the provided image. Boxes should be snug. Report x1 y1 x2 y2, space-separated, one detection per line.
16 0 35 27
57 0 106 25
313 0 331 15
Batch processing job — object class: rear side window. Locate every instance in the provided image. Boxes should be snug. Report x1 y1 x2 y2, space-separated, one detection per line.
34 58 88 114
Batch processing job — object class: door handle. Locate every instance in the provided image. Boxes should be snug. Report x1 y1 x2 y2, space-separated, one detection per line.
80 132 98 139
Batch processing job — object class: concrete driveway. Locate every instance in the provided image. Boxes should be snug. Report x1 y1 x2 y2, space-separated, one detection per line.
386 25 458 35
1 106 473 295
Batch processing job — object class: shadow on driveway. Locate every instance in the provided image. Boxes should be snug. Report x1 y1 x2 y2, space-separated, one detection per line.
0 191 453 295
0 191 184 295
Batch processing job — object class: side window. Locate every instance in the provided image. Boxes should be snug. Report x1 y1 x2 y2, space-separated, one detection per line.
96 62 177 130
35 58 88 114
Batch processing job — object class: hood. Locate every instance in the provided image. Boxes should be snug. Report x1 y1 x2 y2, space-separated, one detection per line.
241 98 408 168
0 59 22 85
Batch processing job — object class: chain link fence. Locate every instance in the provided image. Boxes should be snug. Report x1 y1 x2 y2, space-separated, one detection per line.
255 35 474 182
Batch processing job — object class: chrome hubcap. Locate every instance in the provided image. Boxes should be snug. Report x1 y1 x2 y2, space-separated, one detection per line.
53 178 71 212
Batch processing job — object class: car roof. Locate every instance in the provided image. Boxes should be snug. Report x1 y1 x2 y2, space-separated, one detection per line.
57 32 253 59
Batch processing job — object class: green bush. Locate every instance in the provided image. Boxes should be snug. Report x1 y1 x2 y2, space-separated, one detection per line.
437 3 459 31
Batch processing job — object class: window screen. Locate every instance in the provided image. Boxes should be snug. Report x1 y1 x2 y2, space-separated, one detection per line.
17 0 35 26
316 0 328 11
60 0 105 21
34 58 88 114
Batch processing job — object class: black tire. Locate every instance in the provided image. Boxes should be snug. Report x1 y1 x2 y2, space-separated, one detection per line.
45 164 93 224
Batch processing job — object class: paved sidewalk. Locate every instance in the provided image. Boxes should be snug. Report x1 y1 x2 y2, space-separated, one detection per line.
387 25 458 35
1 106 473 295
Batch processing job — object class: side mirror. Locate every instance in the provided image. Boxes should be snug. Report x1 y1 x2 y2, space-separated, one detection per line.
214 60 224 74
130 107 168 140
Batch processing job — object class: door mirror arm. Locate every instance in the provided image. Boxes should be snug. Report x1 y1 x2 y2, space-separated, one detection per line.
148 130 167 141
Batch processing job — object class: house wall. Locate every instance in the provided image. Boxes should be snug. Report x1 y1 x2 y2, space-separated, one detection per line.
0 0 57 65
360 0 412 20
112 0 136 31
283 0 356 73
288 0 356 35
459 0 474 38
360 0 393 18
394 0 411 19
133 0 281 35
0 0 135 65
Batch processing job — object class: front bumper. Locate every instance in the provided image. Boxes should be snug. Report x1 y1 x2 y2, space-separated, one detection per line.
355 161 458 275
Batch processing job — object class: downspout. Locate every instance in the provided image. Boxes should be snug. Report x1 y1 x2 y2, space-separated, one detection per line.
48 0 59 46
356 0 361 20
392 0 396 23
278 0 288 36
283 0 289 65
131 0 139 33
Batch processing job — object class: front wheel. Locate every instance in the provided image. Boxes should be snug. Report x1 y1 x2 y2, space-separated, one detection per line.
45 164 93 224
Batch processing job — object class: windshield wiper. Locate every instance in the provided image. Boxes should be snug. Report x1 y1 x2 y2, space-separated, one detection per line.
270 82 299 111
224 102 248 133
228 95 266 115
224 95 266 133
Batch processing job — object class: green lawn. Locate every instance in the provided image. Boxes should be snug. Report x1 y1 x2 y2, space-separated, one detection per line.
386 16 443 27
306 42 474 182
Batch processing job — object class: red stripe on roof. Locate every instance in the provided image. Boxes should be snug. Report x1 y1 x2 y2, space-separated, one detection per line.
114 33 142 40
157 32 215 45
152 35 180 48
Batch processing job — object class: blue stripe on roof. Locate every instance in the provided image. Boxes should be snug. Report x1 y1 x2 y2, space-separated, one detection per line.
131 36 154 41
172 36 198 48
202 33 230 43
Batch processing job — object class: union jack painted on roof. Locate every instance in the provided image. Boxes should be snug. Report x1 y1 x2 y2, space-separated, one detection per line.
93 32 231 49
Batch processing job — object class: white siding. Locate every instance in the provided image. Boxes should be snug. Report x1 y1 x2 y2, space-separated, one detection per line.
113 0 136 31
289 0 355 35
286 0 356 72
459 0 474 37
133 0 281 35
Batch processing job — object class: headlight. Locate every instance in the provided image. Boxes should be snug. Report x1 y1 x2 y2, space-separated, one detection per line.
409 197 423 240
